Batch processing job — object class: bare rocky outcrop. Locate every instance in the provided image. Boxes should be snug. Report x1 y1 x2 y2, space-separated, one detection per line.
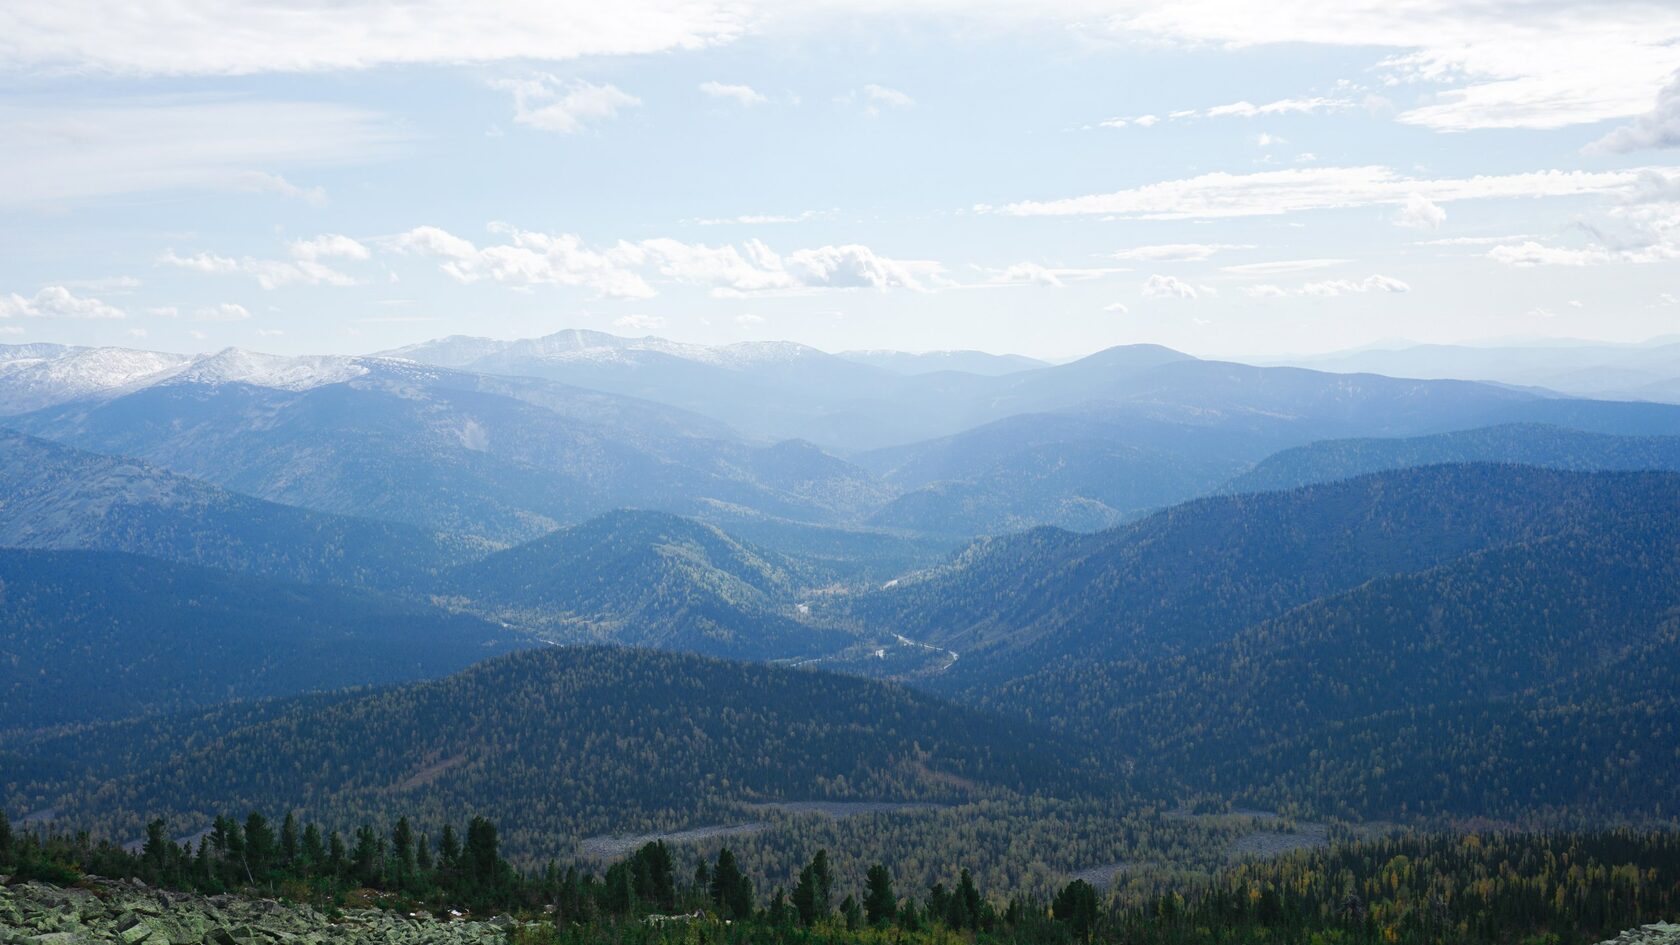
1598 923 1680 945
0 878 508 945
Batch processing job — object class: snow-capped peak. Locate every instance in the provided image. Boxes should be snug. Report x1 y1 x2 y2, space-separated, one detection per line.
170 348 370 390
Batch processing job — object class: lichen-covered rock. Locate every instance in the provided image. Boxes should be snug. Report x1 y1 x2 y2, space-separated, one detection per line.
0 879 510 945
1598 923 1680 945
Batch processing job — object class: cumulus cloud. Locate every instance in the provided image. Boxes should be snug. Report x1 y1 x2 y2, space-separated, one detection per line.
0 286 125 319
1103 302 1130 314
493 75 640 133
390 225 936 298
160 237 365 289
1141 274 1209 299
1193 97 1351 119
700 81 768 106
1299 274 1410 296
1593 72 1680 153
1000 166 1657 219
1396 192 1447 229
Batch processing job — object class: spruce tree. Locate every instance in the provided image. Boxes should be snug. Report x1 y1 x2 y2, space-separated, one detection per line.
865 863 896 926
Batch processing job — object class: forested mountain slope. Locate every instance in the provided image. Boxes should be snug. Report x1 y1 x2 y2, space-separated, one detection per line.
0 429 468 588
445 509 850 659
20 646 1111 859
1228 423 1680 494
837 465 1678 692
990 515 1680 818
0 550 529 730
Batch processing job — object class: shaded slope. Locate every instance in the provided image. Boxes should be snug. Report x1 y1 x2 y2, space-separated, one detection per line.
0 549 529 729
31 646 1113 856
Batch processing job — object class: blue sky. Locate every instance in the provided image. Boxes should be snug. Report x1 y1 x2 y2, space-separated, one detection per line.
3 1 1680 360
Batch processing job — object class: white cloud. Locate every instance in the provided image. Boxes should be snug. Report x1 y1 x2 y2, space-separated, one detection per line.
1 1 748 74
256 328 285 337
1298 274 1409 296
126 328 148 339
1095 1 1680 132
0 99 401 206
863 84 914 109
1594 72 1680 153
492 75 640 133
194 303 252 321
993 263 1065 288
1195 97 1350 119
1098 114 1160 129
391 225 937 298
1103 302 1130 314
1395 192 1447 229
159 242 361 290
391 225 654 299
0 286 125 319
734 313 766 326
999 165 1662 219
1141 274 1209 299
1240 274 1409 296
700 81 768 106
1414 234 1534 246
843 83 914 116
613 314 668 333
1111 243 1251 262
1486 241 1628 267
289 234 370 262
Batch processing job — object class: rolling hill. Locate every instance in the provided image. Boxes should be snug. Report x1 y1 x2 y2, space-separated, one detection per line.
16 646 1111 859
0 549 529 730
444 509 851 660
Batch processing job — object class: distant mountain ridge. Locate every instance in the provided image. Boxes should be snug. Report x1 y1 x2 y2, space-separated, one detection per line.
0 428 468 588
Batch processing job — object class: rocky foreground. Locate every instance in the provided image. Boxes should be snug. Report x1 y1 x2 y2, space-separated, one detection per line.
0 879 509 945
1598 924 1680 945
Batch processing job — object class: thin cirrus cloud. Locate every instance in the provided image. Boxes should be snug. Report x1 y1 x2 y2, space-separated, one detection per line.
0 285 125 319
6 1 1676 135
0 0 749 74
995 166 1668 220
0 99 402 206
491 75 641 133
1111 243 1253 262
389 224 938 299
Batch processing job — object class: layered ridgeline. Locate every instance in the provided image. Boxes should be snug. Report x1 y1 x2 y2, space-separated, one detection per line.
1 349 888 545
1227 423 1680 494
443 509 850 660
835 464 1676 689
0 549 529 730
13 646 1110 861
0 429 469 588
1004 511 1680 818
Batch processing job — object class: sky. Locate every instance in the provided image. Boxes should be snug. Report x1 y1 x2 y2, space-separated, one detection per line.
3 0 1680 361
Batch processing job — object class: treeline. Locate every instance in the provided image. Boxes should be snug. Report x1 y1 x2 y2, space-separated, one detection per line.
8 809 1680 944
